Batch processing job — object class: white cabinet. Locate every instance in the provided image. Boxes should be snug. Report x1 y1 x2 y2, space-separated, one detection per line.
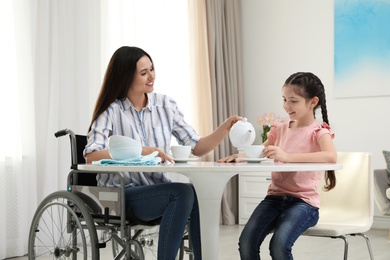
238 172 272 225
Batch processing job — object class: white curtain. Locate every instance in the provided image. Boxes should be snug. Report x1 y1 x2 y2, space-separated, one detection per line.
0 0 37 258
0 0 192 258
34 0 102 199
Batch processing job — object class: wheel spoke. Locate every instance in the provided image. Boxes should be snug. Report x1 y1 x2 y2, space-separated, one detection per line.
28 191 99 259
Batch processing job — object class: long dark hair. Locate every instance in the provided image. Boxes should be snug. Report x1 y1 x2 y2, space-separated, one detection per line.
284 72 336 191
88 46 153 131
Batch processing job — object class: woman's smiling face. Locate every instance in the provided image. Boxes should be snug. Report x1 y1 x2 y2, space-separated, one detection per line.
130 55 155 94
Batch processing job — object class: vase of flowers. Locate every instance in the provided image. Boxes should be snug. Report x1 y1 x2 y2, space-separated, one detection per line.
257 112 287 143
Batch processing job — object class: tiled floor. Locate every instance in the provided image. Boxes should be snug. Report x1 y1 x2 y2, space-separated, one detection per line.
8 225 390 259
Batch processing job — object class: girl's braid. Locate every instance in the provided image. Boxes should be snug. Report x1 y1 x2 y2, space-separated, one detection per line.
307 73 329 125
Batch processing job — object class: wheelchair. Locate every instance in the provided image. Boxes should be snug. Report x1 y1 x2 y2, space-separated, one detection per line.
28 128 192 259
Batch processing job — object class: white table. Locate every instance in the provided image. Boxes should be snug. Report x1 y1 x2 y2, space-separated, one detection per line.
79 161 342 259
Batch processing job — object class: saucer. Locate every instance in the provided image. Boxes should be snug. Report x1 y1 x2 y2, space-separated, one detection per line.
173 157 200 163
236 157 269 163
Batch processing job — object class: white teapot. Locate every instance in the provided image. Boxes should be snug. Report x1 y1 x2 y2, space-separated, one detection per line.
229 118 256 150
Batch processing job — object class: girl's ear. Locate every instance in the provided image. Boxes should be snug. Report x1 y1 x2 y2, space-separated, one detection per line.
311 96 319 108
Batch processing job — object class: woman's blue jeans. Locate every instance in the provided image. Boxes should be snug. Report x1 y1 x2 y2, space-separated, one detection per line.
125 182 201 260
239 195 319 260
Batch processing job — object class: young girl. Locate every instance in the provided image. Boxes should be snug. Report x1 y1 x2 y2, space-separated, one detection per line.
219 72 337 260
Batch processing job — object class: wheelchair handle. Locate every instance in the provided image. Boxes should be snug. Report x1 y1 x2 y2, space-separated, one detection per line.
55 128 74 138
55 128 78 168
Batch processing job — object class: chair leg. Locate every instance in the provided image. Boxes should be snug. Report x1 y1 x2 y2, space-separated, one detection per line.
332 235 348 260
351 233 374 260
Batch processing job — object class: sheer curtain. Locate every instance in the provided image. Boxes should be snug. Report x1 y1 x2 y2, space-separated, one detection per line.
0 0 37 258
1 0 101 258
1 1 193 258
34 0 102 201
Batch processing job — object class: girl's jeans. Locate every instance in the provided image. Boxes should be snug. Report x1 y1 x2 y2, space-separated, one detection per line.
239 195 319 260
125 182 201 260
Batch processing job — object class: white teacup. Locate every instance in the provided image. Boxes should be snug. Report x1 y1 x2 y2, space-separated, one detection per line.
244 145 265 158
170 145 191 159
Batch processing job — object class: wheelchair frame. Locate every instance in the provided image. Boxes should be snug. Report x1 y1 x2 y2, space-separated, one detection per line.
28 128 188 260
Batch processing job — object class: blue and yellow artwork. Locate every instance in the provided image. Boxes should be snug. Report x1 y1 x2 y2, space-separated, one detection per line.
334 0 390 98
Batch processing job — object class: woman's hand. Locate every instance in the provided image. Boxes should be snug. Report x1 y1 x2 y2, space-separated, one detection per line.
142 146 173 163
262 145 289 162
217 153 244 163
193 115 243 157
221 115 243 132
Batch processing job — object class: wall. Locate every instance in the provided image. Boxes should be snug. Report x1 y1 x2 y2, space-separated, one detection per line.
240 0 390 227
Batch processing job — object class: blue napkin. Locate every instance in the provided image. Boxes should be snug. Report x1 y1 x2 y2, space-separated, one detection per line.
92 151 161 166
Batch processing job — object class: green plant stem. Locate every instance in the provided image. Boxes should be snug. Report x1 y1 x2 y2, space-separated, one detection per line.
262 125 270 143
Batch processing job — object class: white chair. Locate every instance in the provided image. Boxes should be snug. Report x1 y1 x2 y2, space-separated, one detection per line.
302 152 374 260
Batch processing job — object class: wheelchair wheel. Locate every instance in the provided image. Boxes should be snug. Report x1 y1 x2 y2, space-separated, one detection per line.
28 190 99 259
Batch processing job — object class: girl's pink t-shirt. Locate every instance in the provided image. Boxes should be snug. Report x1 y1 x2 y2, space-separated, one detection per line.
266 120 334 208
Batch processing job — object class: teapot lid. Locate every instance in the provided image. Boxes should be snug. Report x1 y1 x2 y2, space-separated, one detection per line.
229 118 256 148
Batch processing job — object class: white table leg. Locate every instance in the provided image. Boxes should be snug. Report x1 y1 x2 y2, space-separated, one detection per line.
181 171 238 260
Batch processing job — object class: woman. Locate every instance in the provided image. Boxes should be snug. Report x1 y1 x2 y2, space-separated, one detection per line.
84 46 241 259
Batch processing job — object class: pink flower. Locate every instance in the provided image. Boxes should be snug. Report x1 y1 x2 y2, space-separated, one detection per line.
257 112 287 127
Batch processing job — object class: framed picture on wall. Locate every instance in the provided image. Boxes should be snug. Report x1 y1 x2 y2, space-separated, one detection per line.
334 0 390 98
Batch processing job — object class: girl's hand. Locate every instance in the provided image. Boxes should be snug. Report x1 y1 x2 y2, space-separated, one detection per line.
262 145 289 162
217 153 244 163
142 146 174 163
